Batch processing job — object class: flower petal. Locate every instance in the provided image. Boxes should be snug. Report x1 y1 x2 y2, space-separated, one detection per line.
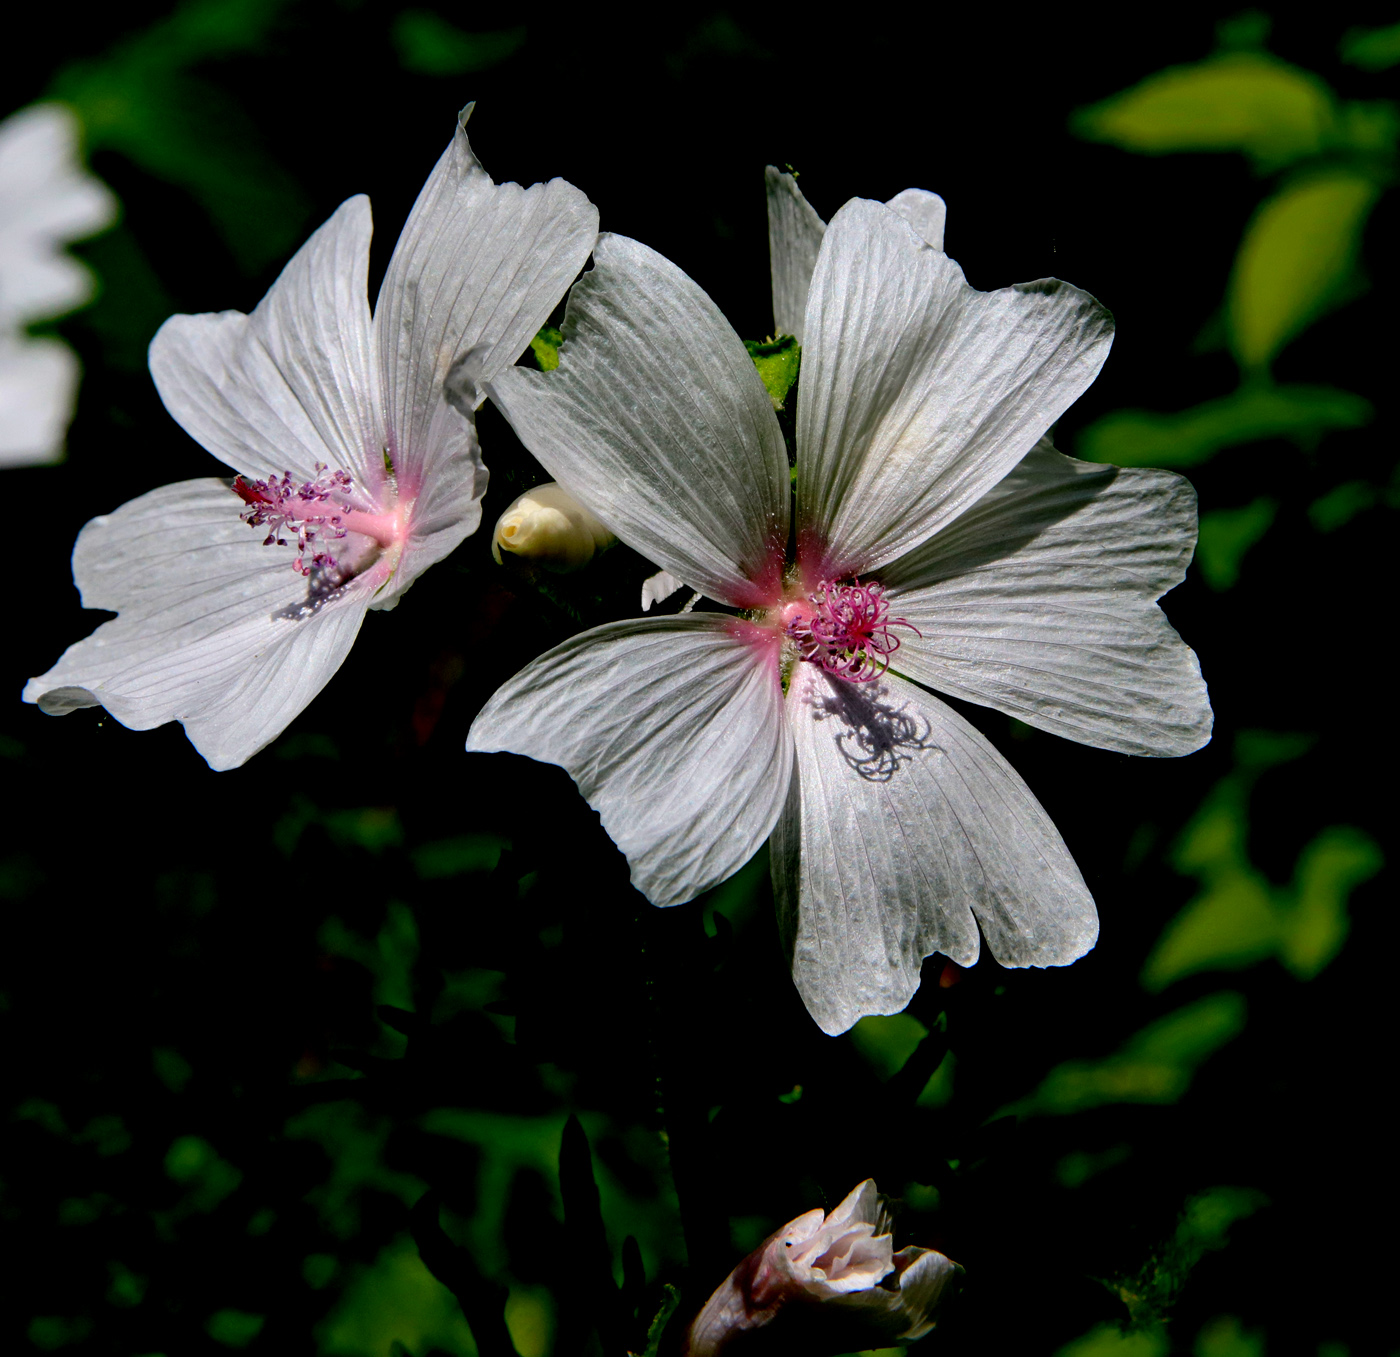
772 664 1096 1036
375 105 598 493
796 198 1114 579
765 166 826 342
22 480 380 770
764 172 946 340
487 234 790 609
149 196 381 493
466 614 793 907
0 335 77 467
881 440 1213 755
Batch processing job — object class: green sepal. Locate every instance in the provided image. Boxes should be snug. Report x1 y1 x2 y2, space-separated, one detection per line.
744 333 801 411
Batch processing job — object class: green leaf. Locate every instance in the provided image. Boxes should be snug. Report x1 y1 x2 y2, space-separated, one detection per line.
1075 383 1371 467
1340 22 1400 71
1194 497 1277 590
1308 479 1377 532
411 833 506 878
1070 53 1337 171
206 1309 265 1349
744 333 800 411
1228 171 1380 372
392 12 526 75
847 1011 927 1081
1195 1315 1266 1357
1057 1324 1168 1357
1002 993 1245 1116
1279 826 1383 978
529 324 564 371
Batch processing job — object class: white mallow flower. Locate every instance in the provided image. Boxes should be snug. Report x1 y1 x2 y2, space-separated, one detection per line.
24 107 597 770
468 183 1211 1034
491 480 614 570
0 103 116 467
683 1180 960 1355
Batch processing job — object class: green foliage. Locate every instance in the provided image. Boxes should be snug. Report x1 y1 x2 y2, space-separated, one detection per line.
392 12 526 75
744 334 801 411
1070 53 1337 171
1108 1187 1267 1329
1004 993 1245 1117
205 1308 265 1348
1196 1314 1266 1357
27 1316 94 1350
1195 498 1277 590
412 834 507 878
1057 1323 1168 1357
48 0 307 273
164 1135 242 1212
317 1234 477 1357
529 324 564 371
1229 172 1380 372
848 1012 927 1080
1144 733 1382 990
1340 22 1400 70
1076 383 1371 468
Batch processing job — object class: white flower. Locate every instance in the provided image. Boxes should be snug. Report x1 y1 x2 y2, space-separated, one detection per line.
491 480 614 570
0 103 116 467
23 107 597 770
684 1180 960 1356
468 181 1211 1033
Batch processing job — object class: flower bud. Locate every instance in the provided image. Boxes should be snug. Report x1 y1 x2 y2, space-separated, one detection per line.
490 482 615 572
684 1180 959 1356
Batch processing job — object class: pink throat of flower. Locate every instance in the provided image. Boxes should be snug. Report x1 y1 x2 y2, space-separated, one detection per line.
785 579 919 683
233 464 362 577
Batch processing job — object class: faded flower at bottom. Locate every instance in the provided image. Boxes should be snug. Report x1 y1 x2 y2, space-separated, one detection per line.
684 1181 960 1356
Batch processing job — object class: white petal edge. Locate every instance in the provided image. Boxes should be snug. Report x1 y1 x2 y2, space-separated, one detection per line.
487 233 790 610
22 479 382 769
796 197 1114 579
375 104 598 495
0 335 77 466
467 614 793 907
148 196 382 492
880 440 1213 756
772 663 1096 1036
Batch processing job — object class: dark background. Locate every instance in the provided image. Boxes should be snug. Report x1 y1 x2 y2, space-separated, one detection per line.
2 4 1394 1355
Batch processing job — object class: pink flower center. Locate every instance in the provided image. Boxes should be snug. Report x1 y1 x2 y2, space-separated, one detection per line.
784 579 919 683
233 464 357 576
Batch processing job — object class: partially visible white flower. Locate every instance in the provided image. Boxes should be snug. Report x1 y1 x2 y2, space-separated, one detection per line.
0 102 116 467
684 1180 960 1356
492 480 614 570
24 107 597 769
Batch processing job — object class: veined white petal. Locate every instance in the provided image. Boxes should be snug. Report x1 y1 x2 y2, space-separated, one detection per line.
22 480 380 770
0 335 77 467
375 104 597 495
881 440 1213 756
0 103 116 329
467 614 793 907
765 166 825 342
884 188 946 251
640 568 686 612
763 171 946 342
796 198 1114 579
148 197 382 493
773 664 1096 1036
487 234 790 610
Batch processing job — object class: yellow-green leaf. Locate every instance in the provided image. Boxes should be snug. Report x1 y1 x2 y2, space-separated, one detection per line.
1228 171 1380 372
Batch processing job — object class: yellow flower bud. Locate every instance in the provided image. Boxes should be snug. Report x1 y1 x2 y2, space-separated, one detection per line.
490 482 615 572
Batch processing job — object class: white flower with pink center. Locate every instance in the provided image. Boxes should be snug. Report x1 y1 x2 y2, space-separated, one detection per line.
23 107 597 769
683 1180 960 1355
467 174 1212 1034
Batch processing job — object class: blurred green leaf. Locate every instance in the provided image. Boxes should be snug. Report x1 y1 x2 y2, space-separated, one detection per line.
412 834 506 878
1076 383 1371 468
164 1135 242 1213
50 0 308 274
1308 478 1377 531
1195 497 1276 590
1058 1325 1168 1357
1228 172 1380 372
26 1317 94 1351
392 11 526 75
1071 53 1336 170
1195 1315 1265 1357
317 1234 475 1357
1341 22 1400 71
744 334 801 411
847 1012 927 1081
1003 992 1245 1116
319 901 419 1022
206 1309 264 1348
504 1286 555 1357
1280 826 1383 978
